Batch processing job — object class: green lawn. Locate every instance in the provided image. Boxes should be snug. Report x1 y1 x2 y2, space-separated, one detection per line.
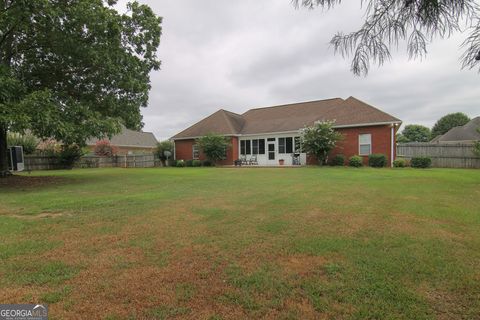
1 167 479 319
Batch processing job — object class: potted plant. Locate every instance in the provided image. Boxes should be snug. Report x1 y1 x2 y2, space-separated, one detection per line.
278 159 285 165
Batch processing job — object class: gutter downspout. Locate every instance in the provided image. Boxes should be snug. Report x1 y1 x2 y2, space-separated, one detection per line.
390 125 395 167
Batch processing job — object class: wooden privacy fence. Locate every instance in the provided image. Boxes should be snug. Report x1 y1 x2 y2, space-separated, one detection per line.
24 154 160 171
396 143 480 168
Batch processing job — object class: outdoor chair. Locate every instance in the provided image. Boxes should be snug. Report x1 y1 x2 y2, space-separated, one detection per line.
292 153 301 165
240 155 248 165
249 155 258 165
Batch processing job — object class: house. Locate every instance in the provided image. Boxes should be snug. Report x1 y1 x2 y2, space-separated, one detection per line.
430 117 480 143
171 97 402 166
86 126 158 155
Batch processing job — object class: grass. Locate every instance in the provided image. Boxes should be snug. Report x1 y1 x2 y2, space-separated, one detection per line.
0 167 479 319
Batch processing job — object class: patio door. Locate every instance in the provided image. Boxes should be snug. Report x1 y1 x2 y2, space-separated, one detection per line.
268 142 275 160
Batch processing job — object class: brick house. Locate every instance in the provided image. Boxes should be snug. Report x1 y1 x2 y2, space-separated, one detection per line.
86 126 158 155
171 97 401 166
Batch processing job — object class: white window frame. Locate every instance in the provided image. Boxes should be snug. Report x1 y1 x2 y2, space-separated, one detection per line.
359 134 372 156
192 144 200 160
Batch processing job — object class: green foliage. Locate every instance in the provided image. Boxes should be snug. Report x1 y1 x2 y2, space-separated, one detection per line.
176 160 185 167
300 121 343 165
192 160 202 167
156 140 174 165
197 134 229 165
473 141 480 157
393 158 407 168
202 160 213 167
94 140 118 157
400 125 431 142
431 113 470 138
396 133 409 143
368 154 387 168
185 159 194 167
0 0 162 172
329 154 345 166
7 132 38 154
348 155 363 167
57 144 85 169
411 157 432 168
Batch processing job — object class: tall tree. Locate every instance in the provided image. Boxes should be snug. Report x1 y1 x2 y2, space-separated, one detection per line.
431 112 471 138
0 0 161 176
400 124 431 142
293 0 480 76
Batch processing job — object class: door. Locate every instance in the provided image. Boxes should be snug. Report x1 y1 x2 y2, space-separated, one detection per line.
268 143 275 161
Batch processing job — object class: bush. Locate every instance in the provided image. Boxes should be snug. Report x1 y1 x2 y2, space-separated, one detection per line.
202 160 213 167
393 158 407 168
411 157 432 168
368 154 387 167
192 160 201 167
57 144 85 169
185 159 194 167
7 132 38 154
94 139 118 156
176 160 185 167
329 154 345 166
349 155 363 167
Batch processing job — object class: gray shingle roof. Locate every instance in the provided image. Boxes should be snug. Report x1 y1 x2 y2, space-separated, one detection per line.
433 117 480 142
87 126 158 148
171 97 401 139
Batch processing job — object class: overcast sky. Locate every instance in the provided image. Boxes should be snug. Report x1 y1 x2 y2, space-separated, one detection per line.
117 0 480 141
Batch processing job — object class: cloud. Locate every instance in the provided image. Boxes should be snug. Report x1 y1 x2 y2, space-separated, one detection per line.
118 0 480 139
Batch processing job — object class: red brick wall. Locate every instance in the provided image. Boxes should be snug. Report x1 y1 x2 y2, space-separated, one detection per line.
174 137 238 165
333 125 397 165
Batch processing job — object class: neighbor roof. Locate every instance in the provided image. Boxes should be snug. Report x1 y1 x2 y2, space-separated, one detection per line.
171 96 401 139
87 126 158 148
432 117 480 143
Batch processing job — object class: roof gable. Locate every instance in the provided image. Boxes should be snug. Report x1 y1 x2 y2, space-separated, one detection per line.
435 117 480 142
87 126 158 148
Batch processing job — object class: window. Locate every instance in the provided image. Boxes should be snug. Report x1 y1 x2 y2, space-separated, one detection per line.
278 138 286 153
240 140 246 155
258 139 265 154
252 139 259 155
240 140 251 155
286 137 293 153
246 140 251 155
267 138 275 142
192 144 200 159
359 134 372 155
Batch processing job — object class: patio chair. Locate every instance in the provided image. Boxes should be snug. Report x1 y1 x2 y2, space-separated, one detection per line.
249 155 258 165
292 153 301 165
240 155 248 165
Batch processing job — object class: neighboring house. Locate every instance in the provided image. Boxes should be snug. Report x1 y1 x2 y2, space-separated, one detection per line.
86 126 158 155
431 117 480 143
171 97 402 166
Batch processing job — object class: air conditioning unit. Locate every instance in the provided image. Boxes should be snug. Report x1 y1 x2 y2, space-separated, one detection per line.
8 146 25 172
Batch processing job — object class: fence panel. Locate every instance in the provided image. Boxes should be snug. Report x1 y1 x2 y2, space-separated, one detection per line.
396 143 480 168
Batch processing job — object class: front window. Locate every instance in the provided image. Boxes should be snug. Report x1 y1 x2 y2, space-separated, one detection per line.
240 140 252 155
192 144 200 159
252 139 259 155
279 138 286 153
279 137 293 154
359 134 372 155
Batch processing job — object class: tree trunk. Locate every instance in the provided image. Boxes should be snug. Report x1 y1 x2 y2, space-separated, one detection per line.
0 124 9 177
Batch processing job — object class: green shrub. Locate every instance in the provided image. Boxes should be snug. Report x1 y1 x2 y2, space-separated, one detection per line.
393 158 407 168
368 154 387 167
185 159 193 167
411 157 432 168
192 160 201 167
57 144 85 169
7 132 38 154
202 160 213 167
329 154 345 166
176 160 185 167
349 155 363 167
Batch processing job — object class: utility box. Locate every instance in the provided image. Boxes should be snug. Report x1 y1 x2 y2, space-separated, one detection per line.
8 146 25 172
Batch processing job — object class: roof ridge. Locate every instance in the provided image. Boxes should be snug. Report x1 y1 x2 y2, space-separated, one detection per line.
345 96 401 122
219 109 238 134
242 97 343 114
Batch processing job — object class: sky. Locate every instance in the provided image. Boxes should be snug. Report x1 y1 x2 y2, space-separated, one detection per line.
117 0 480 141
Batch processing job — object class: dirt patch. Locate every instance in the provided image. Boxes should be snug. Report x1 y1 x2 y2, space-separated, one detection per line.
278 255 328 277
0 175 70 189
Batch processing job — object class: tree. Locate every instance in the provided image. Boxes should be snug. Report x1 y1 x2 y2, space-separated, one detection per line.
155 140 174 166
300 120 343 165
431 112 470 138
197 134 229 165
293 0 480 76
94 140 118 157
400 124 431 142
396 133 410 144
7 132 38 154
0 0 162 176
